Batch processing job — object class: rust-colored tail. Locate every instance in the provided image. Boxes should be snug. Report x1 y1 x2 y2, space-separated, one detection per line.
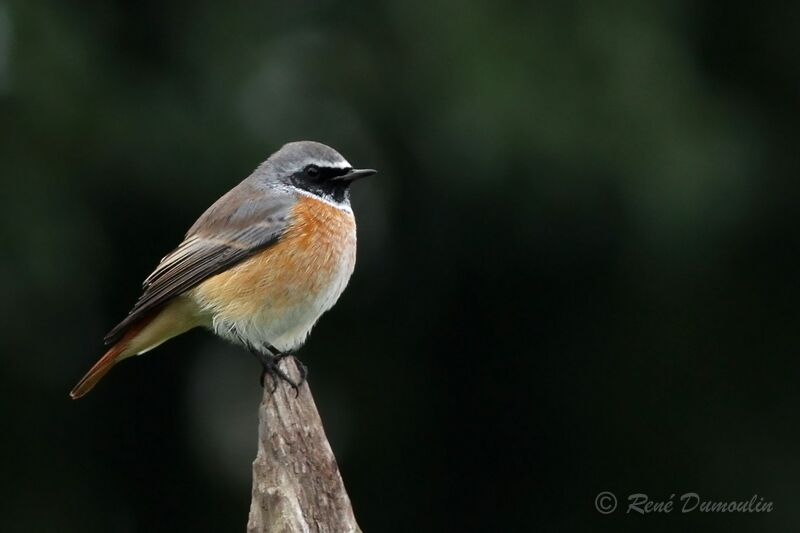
69 345 125 399
70 299 201 399
69 316 155 400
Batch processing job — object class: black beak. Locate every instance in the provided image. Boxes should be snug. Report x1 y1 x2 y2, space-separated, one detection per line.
339 168 377 182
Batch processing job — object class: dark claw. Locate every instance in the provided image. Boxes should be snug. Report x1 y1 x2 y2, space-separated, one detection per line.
295 358 308 384
249 343 306 396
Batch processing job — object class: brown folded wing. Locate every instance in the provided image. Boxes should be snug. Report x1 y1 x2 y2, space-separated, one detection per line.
104 183 294 345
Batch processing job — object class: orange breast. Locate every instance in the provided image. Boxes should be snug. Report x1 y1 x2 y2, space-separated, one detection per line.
191 194 357 323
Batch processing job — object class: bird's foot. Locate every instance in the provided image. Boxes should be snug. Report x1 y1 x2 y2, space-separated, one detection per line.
273 351 308 385
253 345 307 396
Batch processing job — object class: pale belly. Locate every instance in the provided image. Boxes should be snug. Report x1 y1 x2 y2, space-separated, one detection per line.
189 197 357 352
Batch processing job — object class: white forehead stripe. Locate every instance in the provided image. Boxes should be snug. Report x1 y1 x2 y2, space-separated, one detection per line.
280 157 352 176
310 157 351 169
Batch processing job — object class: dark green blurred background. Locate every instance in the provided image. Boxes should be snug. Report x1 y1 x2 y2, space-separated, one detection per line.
1 0 799 531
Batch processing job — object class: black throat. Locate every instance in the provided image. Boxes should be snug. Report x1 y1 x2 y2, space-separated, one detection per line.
290 167 352 204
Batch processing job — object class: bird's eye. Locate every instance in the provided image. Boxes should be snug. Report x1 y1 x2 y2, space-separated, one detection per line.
305 165 320 178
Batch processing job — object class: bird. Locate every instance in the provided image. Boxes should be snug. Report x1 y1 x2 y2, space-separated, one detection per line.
70 141 376 399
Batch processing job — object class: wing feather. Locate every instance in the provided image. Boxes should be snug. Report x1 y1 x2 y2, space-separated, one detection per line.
104 183 294 345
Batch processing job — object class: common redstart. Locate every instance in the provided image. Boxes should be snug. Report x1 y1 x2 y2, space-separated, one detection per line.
70 141 376 399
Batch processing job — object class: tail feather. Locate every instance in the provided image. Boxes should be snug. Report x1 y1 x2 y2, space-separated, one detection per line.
69 345 126 399
70 298 201 399
69 315 155 400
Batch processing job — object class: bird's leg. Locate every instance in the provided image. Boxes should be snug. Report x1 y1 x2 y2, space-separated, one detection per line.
268 345 308 385
247 343 304 395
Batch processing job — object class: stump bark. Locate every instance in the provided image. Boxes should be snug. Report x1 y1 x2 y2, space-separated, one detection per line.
247 358 361 533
